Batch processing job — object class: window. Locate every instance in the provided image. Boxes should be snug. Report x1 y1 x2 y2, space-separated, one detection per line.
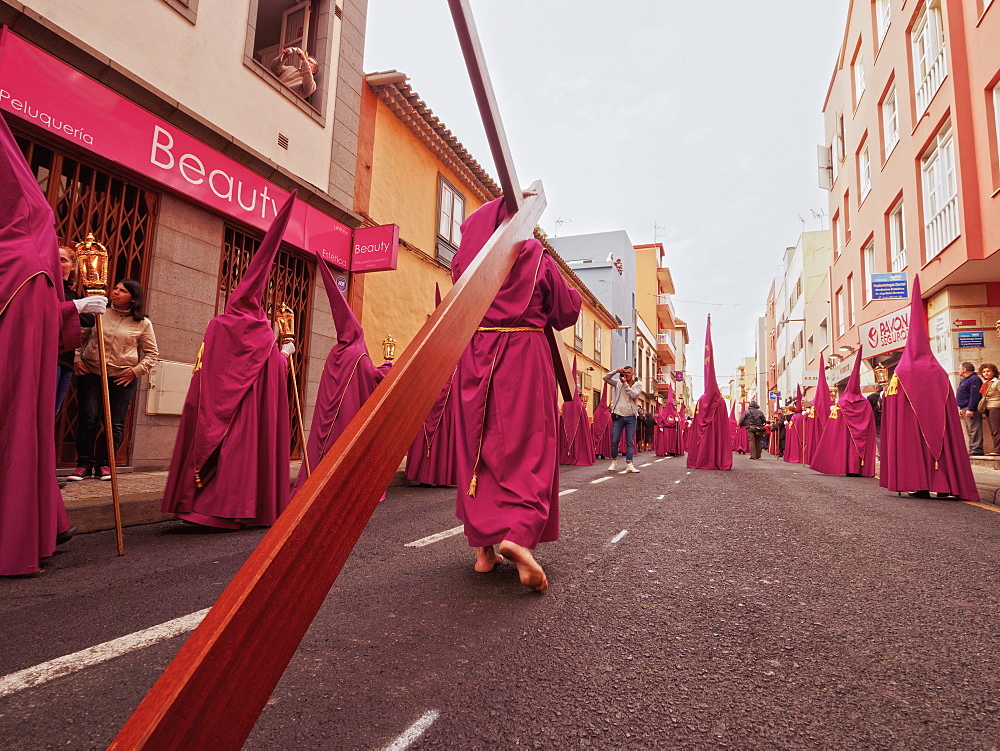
921 124 959 260
248 0 334 107
846 274 855 327
889 201 907 271
843 191 852 245
876 0 891 45
912 1 947 115
832 211 841 257
836 288 845 336
853 47 866 106
594 322 602 362
807 335 815 363
819 318 829 350
835 113 846 164
435 176 465 266
862 240 876 303
574 317 584 352
162 0 198 23
882 85 899 158
859 141 872 200
994 83 1000 175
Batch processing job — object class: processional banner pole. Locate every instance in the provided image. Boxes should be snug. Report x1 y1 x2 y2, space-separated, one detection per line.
75 233 125 556
276 304 310 477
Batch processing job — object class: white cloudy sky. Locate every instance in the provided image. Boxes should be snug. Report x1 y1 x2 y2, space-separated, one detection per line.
363 1 848 390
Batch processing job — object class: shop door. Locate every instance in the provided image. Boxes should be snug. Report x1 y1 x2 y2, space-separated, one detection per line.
15 133 158 467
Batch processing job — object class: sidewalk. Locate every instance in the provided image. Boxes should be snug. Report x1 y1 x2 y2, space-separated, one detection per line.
60 461 411 534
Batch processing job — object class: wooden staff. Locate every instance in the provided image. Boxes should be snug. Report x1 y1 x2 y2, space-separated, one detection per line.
75 234 124 555
277 304 310 477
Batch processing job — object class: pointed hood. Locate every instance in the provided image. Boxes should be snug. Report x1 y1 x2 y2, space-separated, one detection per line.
226 191 297 318
686 314 732 470
318 252 363 347
839 350 875 455
0 112 61 315
434 282 442 308
893 274 950 460
813 361 832 422
794 385 803 412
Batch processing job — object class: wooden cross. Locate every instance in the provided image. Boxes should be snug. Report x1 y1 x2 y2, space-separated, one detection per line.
110 2 570 747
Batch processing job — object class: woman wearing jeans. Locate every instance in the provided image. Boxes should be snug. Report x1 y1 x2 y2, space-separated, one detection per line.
68 279 158 481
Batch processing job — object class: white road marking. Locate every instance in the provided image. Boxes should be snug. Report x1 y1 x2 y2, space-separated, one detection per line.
558 488 578 496
654 458 665 462
674 480 681 484
639 463 652 467
657 495 665 500
405 526 463 547
0 608 210 699
610 530 629 544
591 476 613 484
385 710 440 751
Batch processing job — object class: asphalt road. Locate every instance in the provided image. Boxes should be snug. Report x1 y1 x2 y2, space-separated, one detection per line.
1 452 999 749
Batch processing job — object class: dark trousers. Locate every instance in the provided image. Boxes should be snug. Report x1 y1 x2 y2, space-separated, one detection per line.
55 364 73 416
75 372 136 469
962 411 984 455
988 409 1000 454
611 415 637 463
749 430 763 459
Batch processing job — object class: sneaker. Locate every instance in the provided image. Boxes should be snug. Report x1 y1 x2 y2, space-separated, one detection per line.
608 459 618 471
99 466 113 481
625 462 640 473
66 467 91 481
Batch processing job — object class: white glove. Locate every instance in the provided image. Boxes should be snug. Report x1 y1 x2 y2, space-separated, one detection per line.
74 295 107 314
280 342 296 357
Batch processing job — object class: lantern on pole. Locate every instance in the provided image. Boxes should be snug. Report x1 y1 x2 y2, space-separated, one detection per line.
277 304 310 477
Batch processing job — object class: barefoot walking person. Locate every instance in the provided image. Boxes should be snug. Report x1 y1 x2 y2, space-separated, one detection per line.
452 197 582 592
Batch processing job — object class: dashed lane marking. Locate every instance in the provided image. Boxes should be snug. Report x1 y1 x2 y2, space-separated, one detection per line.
657 495 665 500
558 488 578 496
405 526 463 547
384 710 440 751
610 530 629 544
591 476 613 484
654 458 665 463
0 608 210 699
639 463 652 467
674 480 681 484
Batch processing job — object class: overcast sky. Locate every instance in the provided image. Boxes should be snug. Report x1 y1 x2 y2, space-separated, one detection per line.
363 1 849 392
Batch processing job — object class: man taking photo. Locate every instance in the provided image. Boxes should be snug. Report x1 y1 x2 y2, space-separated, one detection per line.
604 366 643 473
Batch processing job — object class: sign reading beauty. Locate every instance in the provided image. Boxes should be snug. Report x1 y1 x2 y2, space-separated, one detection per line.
0 28 352 269
351 224 399 273
860 305 910 358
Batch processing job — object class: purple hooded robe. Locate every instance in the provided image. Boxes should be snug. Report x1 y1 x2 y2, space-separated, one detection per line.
686 316 732 471
162 193 297 529
406 285 456 486
452 197 582 549
805 363 832 464
291 258 392 496
559 359 595 466
0 113 80 575
592 382 612 459
783 387 806 464
732 403 750 453
809 352 876 477
879 276 978 500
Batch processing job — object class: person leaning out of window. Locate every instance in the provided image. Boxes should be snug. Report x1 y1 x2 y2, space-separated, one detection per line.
68 279 158 481
978 363 1000 456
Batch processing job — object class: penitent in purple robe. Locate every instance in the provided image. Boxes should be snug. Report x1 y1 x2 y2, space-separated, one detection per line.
592 382 612 458
162 193 297 529
0 113 80 575
783 386 806 464
732 404 750 453
879 276 978 500
805 362 832 465
686 316 732 471
291 258 392 496
559 359 595 466
810 352 876 477
452 197 582 549
406 284 455 486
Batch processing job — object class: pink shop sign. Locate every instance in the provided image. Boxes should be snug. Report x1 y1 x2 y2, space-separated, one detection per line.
860 306 910 358
0 28 351 269
351 224 399 273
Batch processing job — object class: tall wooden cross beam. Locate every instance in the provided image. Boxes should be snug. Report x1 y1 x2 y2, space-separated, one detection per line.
110 2 568 748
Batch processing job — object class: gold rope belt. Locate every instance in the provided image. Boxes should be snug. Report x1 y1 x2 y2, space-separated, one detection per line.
476 326 543 332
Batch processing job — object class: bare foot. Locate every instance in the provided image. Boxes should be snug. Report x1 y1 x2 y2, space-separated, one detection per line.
497 540 548 591
474 546 504 573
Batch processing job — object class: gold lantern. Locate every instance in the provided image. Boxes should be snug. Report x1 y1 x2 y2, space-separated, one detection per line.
829 386 839 401
580 393 590 408
75 233 109 296
276 304 296 345
382 334 397 362
873 362 890 386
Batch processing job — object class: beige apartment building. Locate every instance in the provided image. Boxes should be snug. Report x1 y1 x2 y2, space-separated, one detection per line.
821 0 1000 386
0 0 368 469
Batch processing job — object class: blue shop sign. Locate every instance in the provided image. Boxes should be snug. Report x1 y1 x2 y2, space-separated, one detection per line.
870 273 908 300
958 331 985 348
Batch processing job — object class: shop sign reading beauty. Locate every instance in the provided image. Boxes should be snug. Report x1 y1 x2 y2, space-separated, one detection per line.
859 305 910 358
0 28 354 268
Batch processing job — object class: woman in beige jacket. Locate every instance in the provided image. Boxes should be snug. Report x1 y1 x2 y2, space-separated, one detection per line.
67 279 158 480
979 363 1000 455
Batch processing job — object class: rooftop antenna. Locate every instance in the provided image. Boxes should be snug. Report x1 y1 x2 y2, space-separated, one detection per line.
797 213 806 231
654 222 665 243
810 208 827 230
554 217 571 237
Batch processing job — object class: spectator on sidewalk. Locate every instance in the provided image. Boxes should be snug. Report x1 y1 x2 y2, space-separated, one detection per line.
69 279 158 482
979 363 1000 456
956 362 983 456
604 367 643 473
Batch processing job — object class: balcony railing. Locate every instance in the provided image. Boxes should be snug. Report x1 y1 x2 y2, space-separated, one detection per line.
915 46 947 116
925 194 959 260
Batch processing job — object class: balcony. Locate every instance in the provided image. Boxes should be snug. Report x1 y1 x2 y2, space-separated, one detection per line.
915 45 947 116
656 293 677 329
656 331 676 364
